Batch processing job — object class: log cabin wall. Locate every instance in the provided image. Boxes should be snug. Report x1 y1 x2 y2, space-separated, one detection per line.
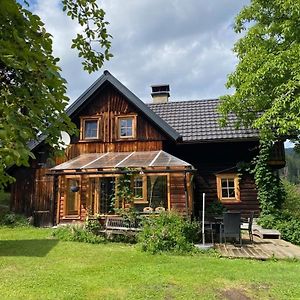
10 146 54 226
165 141 260 216
64 83 166 160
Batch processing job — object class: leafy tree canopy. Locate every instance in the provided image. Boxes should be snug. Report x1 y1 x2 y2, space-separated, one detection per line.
219 0 300 142
0 0 112 188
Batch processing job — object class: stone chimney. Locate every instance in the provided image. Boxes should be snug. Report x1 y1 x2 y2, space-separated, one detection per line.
151 84 170 103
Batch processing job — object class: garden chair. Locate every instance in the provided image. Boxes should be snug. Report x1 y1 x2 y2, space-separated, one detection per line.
220 211 242 245
143 207 153 213
155 206 165 213
241 211 254 243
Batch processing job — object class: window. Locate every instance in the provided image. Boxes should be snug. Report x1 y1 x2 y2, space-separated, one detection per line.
216 174 240 202
88 177 116 214
81 117 100 140
147 175 168 209
117 116 136 139
132 176 146 203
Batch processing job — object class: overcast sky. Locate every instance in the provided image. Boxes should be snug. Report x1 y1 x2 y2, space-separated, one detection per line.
31 0 250 104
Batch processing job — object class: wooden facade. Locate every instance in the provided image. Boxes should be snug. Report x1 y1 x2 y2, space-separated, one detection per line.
9 74 286 226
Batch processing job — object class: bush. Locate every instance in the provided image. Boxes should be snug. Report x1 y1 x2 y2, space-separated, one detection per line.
52 225 106 244
137 212 199 254
84 217 103 235
276 218 300 245
0 191 10 207
0 211 30 227
282 179 300 218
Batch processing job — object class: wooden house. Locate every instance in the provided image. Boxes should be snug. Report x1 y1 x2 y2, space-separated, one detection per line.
9 71 285 226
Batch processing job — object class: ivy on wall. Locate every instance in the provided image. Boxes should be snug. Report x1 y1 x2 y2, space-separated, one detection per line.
252 140 285 216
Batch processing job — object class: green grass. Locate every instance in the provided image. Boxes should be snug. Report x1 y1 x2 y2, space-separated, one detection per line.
1 228 300 299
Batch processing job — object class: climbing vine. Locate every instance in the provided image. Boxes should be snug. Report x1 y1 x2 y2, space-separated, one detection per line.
252 140 285 216
110 168 137 210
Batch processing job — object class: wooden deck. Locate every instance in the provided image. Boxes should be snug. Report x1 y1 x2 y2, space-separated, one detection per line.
214 235 300 260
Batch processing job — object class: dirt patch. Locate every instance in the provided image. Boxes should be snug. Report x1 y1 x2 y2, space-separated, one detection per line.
219 288 251 300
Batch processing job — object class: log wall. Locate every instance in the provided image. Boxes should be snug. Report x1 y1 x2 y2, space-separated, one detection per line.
165 141 260 216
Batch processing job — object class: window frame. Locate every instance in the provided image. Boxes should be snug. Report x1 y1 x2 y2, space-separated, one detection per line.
132 175 147 204
80 116 101 140
116 115 137 140
216 173 240 203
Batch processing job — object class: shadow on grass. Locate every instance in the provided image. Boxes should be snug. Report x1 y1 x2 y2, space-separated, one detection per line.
0 239 59 257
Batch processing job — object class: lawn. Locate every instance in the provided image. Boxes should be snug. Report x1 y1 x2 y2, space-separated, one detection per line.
0 227 300 299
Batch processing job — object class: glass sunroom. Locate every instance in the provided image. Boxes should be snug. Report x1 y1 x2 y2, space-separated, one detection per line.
51 150 195 223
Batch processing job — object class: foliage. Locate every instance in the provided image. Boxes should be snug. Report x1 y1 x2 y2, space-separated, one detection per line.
62 0 112 73
219 0 300 143
281 179 300 219
0 211 30 227
112 168 137 208
52 225 105 244
281 148 300 184
84 214 103 235
258 178 300 245
0 0 112 189
0 191 10 207
138 212 199 254
253 141 285 216
115 207 143 228
206 198 226 216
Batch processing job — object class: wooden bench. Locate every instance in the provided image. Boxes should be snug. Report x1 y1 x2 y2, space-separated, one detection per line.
103 216 141 237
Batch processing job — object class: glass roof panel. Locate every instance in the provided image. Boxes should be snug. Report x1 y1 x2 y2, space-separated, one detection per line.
51 151 192 170
87 152 131 168
51 153 101 170
151 151 191 167
117 151 159 168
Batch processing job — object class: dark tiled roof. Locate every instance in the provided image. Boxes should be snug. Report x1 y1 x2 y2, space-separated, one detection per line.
148 99 258 142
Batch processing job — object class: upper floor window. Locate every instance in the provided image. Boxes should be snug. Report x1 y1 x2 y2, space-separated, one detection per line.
117 115 136 139
216 174 240 203
81 117 100 140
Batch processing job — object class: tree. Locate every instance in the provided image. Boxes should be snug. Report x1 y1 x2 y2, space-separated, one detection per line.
219 0 300 215
219 0 300 142
0 0 112 189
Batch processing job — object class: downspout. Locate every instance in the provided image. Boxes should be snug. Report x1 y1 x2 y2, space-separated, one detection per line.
184 171 189 219
52 174 59 226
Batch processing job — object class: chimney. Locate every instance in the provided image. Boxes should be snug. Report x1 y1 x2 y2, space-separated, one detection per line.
151 84 170 103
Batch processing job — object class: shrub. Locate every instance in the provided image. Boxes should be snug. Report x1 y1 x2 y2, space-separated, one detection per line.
282 179 300 219
52 225 106 244
84 217 103 235
0 211 30 227
0 191 10 207
137 212 200 254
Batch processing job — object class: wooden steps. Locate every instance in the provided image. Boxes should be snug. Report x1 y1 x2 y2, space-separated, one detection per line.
252 224 281 240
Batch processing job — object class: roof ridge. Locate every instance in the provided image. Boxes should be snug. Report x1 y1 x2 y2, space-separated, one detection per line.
147 99 220 105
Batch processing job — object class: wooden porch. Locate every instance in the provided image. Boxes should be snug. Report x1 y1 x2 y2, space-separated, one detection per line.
214 235 300 260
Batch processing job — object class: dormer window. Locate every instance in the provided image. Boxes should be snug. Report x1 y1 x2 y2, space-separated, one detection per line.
81 117 101 140
117 115 137 139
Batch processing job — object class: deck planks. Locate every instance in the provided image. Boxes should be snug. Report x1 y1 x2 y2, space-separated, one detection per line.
214 236 300 260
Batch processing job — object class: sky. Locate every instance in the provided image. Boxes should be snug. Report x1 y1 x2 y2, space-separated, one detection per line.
30 0 250 103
